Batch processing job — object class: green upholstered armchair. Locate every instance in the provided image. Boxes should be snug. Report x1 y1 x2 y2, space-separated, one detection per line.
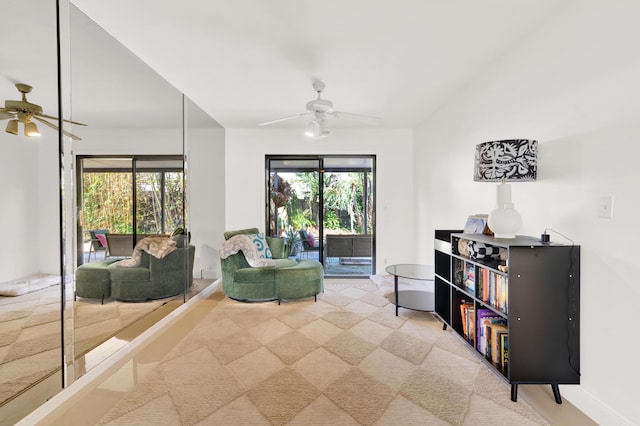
220 228 323 303
108 235 195 302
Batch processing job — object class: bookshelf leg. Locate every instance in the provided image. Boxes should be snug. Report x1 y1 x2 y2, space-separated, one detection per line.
442 323 447 330
510 384 518 402
551 384 563 404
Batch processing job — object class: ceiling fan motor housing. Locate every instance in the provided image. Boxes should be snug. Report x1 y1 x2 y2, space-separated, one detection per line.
306 98 333 113
5 100 43 115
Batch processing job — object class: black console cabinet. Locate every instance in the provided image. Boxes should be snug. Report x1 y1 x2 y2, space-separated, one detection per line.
434 230 580 404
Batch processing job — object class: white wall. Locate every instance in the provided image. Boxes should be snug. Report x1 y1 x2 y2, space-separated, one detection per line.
224 127 414 274
72 127 182 156
414 2 640 424
0 138 46 281
188 127 226 279
37 136 64 275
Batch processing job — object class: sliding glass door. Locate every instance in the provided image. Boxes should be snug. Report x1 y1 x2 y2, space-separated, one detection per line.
322 157 374 276
266 155 375 277
77 155 184 264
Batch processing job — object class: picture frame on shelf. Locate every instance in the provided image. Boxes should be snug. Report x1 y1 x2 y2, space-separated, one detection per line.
464 214 493 235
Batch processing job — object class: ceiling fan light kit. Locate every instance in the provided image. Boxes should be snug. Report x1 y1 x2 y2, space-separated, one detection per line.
24 121 40 137
304 118 330 139
258 79 380 138
5 119 19 135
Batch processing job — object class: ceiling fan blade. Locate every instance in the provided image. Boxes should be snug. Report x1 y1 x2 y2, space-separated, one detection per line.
33 116 83 141
0 110 15 120
332 111 381 125
258 112 311 126
36 112 87 126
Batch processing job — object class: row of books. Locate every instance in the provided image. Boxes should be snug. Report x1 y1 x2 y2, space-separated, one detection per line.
477 267 508 313
458 303 509 369
477 308 509 368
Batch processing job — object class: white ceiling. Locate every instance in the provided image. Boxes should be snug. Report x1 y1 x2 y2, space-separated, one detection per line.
3 1 573 134
69 0 573 130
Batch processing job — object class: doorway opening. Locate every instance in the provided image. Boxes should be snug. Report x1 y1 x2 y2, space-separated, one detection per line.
266 155 375 277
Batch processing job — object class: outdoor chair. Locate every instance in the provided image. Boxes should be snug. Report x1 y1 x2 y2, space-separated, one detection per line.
88 229 109 261
298 230 320 259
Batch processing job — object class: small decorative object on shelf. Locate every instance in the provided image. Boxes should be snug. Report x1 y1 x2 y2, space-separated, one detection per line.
464 214 493 235
434 230 580 405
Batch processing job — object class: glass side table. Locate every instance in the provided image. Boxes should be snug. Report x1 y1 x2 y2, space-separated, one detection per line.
385 264 435 316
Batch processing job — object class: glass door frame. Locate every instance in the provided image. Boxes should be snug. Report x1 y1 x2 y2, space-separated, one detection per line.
265 154 376 276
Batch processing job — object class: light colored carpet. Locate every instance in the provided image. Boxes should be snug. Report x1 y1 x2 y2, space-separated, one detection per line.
0 283 168 406
95 276 549 425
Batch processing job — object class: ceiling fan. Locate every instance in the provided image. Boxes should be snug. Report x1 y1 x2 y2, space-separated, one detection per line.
0 83 86 141
258 79 380 138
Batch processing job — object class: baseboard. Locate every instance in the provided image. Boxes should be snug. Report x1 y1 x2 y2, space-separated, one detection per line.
197 269 218 279
561 386 636 426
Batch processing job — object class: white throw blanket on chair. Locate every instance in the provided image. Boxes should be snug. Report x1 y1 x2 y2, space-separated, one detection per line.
113 236 177 267
220 234 276 267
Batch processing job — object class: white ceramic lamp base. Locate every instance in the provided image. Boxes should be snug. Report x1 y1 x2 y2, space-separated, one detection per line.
488 183 521 239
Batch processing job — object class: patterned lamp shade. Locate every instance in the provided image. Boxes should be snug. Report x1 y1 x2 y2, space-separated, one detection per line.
474 139 538 182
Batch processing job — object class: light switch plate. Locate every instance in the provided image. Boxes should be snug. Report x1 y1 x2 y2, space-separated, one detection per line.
598 195 614 219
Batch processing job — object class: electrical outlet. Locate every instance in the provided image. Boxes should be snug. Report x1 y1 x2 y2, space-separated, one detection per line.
598 195 614 219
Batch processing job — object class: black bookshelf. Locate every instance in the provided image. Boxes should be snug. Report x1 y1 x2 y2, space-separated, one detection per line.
433 230 580 404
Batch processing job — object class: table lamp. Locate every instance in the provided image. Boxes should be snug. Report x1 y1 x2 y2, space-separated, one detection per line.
474 139 537 238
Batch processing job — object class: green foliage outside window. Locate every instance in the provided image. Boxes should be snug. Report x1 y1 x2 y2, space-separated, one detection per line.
270 170 372 237
83 171 184 234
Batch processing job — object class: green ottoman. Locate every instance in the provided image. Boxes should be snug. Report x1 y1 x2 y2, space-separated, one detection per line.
107 265 152 302
275 259 323 303
75 259 119 303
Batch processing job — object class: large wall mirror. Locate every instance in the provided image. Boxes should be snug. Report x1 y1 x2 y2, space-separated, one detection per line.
0 1 219 422
0 0 65 422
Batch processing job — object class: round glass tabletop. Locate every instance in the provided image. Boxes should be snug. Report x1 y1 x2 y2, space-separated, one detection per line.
385 264 434 281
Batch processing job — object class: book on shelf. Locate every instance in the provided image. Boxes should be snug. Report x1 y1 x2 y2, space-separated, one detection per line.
501 333 509 369
489 323 508 365
453 258 464 286
464 262 475 294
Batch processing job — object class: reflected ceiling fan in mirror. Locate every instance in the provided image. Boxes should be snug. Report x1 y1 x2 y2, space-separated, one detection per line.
1 83 86 140
258 79 380 139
